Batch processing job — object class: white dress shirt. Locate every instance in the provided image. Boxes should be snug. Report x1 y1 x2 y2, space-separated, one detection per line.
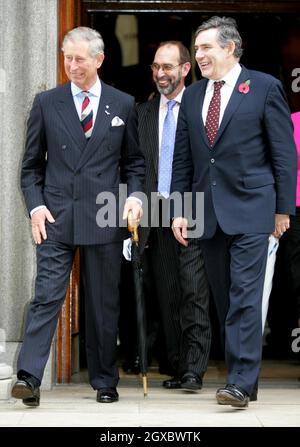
202 63 242 126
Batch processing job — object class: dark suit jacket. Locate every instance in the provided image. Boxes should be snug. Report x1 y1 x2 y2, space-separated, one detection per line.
171 66 298 239
21 81 144 245
137 95 161 252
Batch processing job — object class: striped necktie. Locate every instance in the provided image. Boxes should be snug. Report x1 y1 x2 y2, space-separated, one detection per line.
81 91 93 139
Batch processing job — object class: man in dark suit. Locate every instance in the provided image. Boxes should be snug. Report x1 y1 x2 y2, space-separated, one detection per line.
171 17 297 407
11 27 144 406
138 41 211 390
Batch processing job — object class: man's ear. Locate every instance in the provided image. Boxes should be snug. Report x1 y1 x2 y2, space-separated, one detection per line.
182 62 191 77
227 40 235 57
96 53 105 69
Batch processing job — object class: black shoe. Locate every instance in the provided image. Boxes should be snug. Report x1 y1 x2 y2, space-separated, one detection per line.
162 377 181 389
181 373 203 391
96 388 119 403
11 376 40 407
216 384 249 408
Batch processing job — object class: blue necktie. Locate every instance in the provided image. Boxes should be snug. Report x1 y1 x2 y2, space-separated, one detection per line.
158 100 177 198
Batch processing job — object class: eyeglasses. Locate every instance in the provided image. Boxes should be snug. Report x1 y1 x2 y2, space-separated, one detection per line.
150 63 183 73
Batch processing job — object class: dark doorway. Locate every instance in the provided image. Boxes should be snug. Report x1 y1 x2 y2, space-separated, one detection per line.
81 10 300 112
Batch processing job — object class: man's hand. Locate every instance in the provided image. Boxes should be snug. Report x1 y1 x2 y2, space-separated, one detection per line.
172 217 189 246
272 213 290 238
31 208 55 245
122 199 143 225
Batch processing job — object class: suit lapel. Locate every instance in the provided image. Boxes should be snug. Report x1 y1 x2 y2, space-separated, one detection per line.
146 96 160 176
56 84 87 151
213 66 250 147
196 79 210 148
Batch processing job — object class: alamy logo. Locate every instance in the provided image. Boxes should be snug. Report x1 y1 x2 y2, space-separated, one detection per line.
95 185 205 239
291 68 300 93
291 328 300 353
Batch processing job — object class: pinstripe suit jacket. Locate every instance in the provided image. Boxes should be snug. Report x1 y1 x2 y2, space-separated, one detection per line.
137 95 212 377
137 95 162 252
21 81 144 245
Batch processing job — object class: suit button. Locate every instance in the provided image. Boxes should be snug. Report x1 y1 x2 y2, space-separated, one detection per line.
210 158 215 164
212 181 217 186
62 145 67 150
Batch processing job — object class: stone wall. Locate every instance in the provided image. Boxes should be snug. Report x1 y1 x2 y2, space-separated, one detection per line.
0 0 58 389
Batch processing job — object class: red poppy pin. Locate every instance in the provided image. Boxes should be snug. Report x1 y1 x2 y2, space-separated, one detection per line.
238 79 250 94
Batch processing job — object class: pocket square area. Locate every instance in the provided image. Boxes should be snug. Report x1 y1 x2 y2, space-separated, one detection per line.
111 116 125 127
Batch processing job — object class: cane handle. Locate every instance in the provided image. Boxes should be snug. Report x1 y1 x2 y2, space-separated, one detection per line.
128 210 139 243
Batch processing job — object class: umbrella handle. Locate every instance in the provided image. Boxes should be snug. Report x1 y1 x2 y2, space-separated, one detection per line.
142 375 148 397
128 210 139 244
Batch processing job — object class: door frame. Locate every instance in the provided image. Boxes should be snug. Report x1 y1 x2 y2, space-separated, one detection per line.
56 0 81 383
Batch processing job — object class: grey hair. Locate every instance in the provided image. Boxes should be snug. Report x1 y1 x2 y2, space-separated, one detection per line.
195 16 243 59
62 26 104 57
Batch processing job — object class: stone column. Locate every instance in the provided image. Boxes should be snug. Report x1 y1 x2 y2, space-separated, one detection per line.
0 0 58 390
0 329 13 400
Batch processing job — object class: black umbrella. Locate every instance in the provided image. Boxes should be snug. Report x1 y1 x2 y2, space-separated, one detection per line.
128 212 148 397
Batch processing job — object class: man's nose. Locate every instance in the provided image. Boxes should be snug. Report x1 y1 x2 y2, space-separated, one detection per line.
157 67 167 76
158 65 171 75
69 59 78 70
195 49 204 59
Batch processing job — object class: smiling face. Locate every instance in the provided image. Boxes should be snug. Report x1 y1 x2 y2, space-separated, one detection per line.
194 28 236 80
152 44 190 99
63 39 104 90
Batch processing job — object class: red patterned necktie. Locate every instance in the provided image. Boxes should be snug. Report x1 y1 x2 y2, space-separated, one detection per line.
81 91 93 139
205 81 225 146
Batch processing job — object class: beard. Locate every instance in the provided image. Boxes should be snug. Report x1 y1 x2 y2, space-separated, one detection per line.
155 73 182 96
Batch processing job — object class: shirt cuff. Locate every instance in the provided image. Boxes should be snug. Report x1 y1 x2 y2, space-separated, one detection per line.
126 196 142 207
30 205 46 217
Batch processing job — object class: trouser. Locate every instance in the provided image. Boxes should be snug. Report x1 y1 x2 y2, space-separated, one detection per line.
17 239 122 389
201 226 269 394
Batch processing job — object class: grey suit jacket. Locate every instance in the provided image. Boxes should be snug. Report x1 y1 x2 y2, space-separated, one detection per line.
21 81 145 245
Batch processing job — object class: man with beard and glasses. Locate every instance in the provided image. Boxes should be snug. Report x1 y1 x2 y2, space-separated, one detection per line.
137 41 211 391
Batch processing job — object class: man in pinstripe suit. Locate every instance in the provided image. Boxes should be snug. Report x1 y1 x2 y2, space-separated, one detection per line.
11 27 144 406
137 41 211 390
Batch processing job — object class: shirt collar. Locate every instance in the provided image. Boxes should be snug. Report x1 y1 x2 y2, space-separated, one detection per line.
206 63 242 91
160 87 185 109
71 76 101 98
